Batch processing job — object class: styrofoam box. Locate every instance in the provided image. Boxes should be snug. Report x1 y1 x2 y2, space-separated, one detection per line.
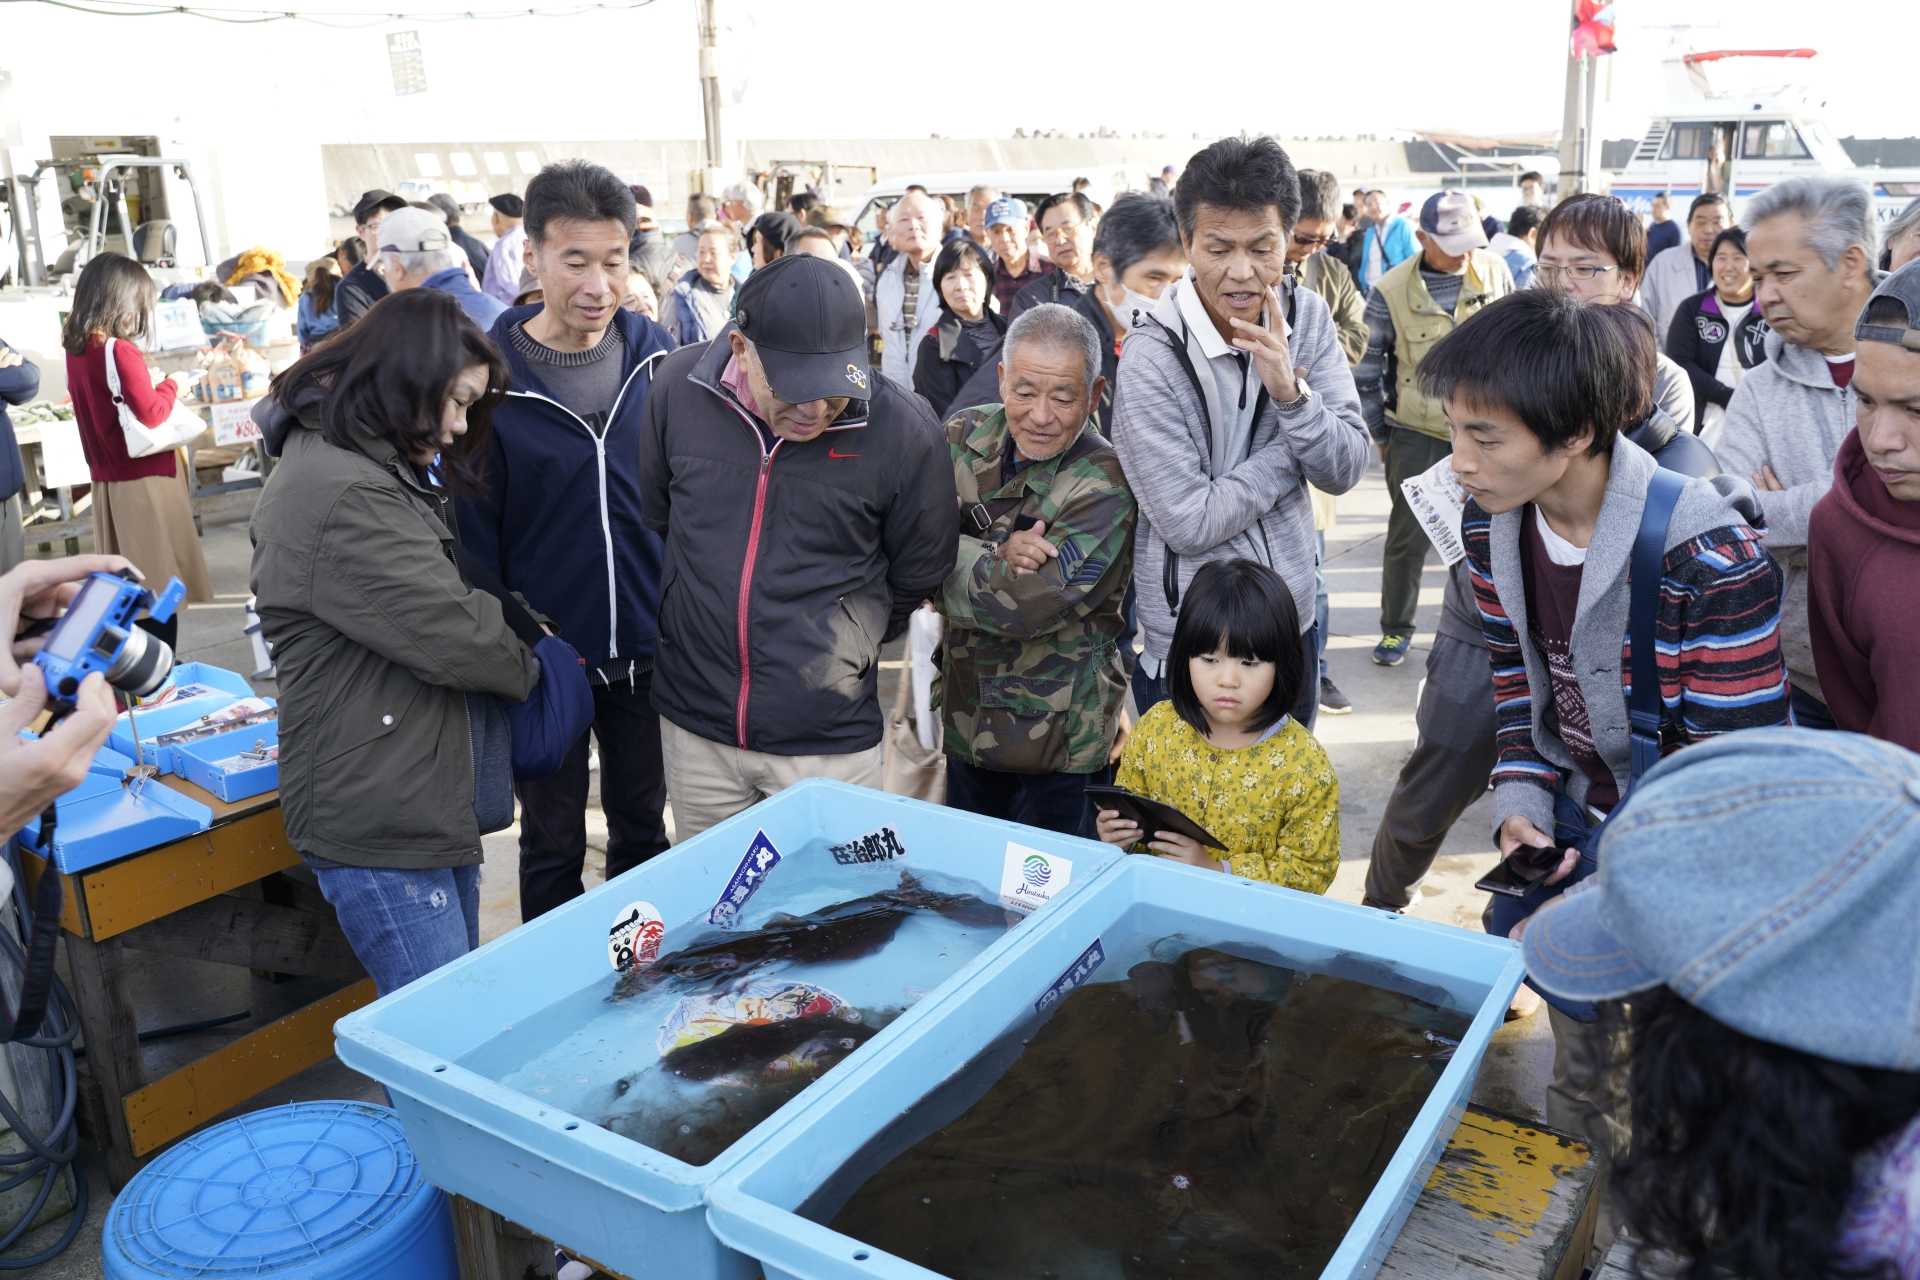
333 780 1121 1280
706 855 1528 1280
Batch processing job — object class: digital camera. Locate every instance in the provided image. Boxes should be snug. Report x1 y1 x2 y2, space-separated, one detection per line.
32 570 186 708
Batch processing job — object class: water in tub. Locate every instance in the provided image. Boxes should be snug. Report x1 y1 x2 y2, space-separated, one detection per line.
480 848 1018 1166
811 942 1476 1279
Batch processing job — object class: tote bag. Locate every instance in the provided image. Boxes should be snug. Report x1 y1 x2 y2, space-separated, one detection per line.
102 337 206 458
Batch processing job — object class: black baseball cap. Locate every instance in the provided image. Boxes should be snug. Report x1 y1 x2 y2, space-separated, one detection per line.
734 254 871 402
489 193 524 219
352 189 408 226
1857 260 1920 352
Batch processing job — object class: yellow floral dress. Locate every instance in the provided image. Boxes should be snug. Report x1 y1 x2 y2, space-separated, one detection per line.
1113 702 1341 894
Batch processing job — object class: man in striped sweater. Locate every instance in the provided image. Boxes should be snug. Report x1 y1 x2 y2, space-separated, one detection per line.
1430 289 1790 1253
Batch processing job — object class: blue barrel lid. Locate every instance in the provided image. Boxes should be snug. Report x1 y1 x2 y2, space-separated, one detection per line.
105 1101 441 1278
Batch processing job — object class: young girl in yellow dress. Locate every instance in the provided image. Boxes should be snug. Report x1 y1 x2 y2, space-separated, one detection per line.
1096 559 1341 893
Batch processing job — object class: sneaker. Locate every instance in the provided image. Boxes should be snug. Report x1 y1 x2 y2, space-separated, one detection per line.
555 1249 595 1280
1319 676 1353 715
1372 633 1412 667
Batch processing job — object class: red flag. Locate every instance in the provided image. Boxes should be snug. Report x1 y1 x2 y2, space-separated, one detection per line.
1571 0 1617 58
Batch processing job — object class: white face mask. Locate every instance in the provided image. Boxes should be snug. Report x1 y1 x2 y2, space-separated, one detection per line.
1106 281 1157 331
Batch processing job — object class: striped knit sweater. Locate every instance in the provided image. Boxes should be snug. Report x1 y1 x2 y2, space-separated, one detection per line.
1461 435 1791 838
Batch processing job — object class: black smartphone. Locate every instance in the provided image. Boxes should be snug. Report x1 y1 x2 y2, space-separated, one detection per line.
1085 785 1227 850
1474 841 1565 899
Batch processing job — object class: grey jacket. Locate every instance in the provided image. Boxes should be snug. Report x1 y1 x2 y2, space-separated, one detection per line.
1476 435 1777 838
1110 276 1370 664
1716 328 1859 698
249 402 538 869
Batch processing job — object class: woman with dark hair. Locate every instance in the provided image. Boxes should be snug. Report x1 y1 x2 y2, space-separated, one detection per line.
1664 226 1768 443
1095 558 1340 893
61 252 211 651
746 211 803 271
1519 729 1920 1279
248 289 540 997
297 254 342 351
911 238 1006 419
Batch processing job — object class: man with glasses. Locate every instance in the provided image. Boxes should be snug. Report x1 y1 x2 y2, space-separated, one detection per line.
1354 190 1515 669
1010 192 1100 318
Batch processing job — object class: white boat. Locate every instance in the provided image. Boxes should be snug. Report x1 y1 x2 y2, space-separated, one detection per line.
1610 48 1920 224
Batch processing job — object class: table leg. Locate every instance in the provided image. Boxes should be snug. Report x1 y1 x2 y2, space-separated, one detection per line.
62 931 146 1188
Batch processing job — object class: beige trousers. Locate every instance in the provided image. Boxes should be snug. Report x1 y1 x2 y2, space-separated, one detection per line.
661 717 885 842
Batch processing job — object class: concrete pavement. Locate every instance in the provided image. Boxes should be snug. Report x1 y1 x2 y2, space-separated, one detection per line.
19 461 1554 1276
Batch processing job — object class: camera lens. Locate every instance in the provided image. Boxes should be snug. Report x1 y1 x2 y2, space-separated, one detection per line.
106 625 175 698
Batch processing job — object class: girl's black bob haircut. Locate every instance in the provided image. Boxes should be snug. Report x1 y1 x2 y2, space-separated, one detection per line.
1167 558 1303 738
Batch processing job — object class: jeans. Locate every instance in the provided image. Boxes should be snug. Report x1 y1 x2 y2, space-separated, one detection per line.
945 758 1110 838
1381 427 1452 636
517 668 670 923
1133 624 1320 733
1314 531 1330 681
309 859 481 998
1790 685 1837 730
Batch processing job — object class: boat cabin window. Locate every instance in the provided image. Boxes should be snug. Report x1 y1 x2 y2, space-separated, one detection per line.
1741 121 1811 160
1663 123 1715 161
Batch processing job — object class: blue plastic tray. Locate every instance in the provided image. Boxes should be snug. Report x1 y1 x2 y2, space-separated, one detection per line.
109 662 271 775
172 721 279 801
17 745 213 873
706 855 1527 1280
333 780 1121 1280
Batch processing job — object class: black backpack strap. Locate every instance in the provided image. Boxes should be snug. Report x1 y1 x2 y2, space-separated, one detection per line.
1627 468 1688 791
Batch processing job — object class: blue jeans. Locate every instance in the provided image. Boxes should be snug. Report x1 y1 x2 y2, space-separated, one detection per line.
1486 791 1603 1021
1132 624 1321 732
1315 532 1330 681
309 859 482 998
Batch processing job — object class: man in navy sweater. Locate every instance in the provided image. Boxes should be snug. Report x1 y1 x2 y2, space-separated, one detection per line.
455 161 678 922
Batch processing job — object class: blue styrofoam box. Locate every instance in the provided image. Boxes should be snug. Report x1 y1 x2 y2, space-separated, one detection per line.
333 780 1121 1280
104 1101 454 1279
706 855 1528 1280
172 720 279 801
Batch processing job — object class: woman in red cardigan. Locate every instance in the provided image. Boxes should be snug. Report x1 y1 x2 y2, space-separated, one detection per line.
61 254 211 649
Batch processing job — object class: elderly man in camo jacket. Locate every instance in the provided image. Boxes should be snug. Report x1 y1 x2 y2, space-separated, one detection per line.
936 304 1138 838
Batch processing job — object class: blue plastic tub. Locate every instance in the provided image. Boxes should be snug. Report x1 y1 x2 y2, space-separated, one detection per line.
333 780 1121 1280
109 662 272 775
706 855 1527 1280
103 1101 454 1279
172 720 279 801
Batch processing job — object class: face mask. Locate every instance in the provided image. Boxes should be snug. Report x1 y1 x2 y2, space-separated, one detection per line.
1106 281 1157 331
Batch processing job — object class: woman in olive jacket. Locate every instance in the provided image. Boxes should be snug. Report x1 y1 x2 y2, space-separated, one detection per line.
249 290 538 996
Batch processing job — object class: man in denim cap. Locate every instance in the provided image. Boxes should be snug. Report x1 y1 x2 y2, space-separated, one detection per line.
1522 727 1920 1278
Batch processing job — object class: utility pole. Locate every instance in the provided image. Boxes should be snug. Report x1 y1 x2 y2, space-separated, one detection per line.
696 0 726 196
1558 50 1591 195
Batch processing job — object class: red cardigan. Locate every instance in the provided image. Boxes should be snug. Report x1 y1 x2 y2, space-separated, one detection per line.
66 336 179 481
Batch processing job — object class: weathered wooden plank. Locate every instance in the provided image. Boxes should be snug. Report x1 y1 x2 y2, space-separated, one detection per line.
118 893 365 981
63 933 146 1188
77 808 299 940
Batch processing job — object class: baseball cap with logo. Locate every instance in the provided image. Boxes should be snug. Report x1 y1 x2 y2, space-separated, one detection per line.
734 253 871 403
1856 259 1920 351
1418 190 1489 256
378 206 453 255
353 189 408 226
1521 728 1920 1071
985 197 1029 230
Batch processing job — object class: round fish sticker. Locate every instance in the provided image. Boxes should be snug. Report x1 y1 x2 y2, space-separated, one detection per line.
608 900 666 974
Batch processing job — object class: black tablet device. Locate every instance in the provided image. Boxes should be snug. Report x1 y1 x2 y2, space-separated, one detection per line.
1084 785 1227 851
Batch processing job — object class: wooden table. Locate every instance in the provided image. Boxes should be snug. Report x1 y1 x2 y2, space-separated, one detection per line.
17 777 372 1188
452 1107 1597 1279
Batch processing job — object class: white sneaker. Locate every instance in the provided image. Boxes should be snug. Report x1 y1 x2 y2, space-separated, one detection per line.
555 1248 594 1280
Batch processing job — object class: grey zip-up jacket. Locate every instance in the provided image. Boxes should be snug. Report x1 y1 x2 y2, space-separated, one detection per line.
1716 327 1864 700
1109 276 1370 665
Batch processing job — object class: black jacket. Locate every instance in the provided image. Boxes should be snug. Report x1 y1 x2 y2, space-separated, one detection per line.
1663 288 1771 432
0 337 39 498
332 261 387 328
450 225 490 287
639 326 958 755
1008 270 1092 320
912 311 1007 421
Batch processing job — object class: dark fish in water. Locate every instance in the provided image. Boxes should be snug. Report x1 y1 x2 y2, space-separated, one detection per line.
613 871 1008 998
659 1013 882 1082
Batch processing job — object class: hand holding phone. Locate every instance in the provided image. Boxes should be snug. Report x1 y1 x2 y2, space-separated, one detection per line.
1475 840 1567 898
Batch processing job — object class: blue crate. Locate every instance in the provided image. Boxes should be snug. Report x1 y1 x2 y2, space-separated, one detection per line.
108 662 270 775
706 855 1528 1280
172 720 279 801
333 780 1121 1280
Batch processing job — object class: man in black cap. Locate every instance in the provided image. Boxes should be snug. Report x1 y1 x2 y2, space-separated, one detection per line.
333 188 406 328
428 192 490 285
639 253 958 839
482 192 527 305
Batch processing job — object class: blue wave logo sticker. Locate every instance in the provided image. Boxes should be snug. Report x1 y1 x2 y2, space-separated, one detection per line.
1022 855 1052 887
708 831 782 928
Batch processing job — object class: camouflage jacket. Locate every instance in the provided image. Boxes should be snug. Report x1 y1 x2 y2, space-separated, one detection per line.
937 405 1137 775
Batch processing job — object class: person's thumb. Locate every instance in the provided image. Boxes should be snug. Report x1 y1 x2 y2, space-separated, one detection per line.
0 665 48 735
1028 521 1047 539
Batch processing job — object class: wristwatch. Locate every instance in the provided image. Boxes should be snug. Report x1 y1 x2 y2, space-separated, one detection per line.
1277 382 1314 412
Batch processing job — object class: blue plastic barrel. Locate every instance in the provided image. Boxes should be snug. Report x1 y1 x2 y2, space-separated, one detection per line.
103 1101 456 1280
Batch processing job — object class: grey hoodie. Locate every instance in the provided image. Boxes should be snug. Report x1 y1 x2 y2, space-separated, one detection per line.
1716 328 1858 699
1110 276 1371 665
